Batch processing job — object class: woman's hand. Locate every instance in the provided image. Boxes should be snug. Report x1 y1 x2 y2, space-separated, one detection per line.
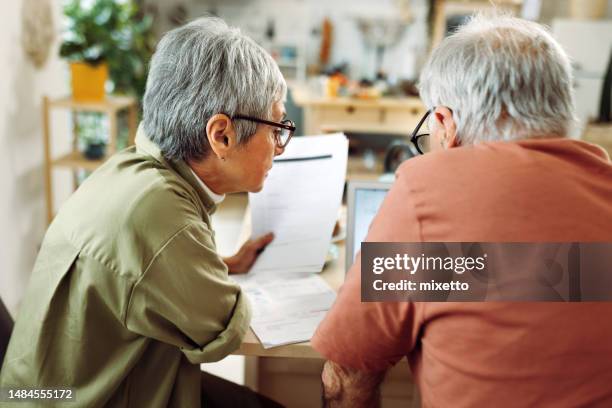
223 232 274 274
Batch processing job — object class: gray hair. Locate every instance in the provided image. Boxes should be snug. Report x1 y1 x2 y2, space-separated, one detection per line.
143 17 287 162
419 14 576 144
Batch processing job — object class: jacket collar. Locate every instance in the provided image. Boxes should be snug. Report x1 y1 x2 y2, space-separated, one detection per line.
135 124 217 215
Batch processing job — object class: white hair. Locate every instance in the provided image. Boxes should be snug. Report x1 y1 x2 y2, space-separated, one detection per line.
143 17 287 161
419 14 576 144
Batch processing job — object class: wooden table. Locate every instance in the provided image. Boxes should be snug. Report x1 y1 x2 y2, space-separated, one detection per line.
229 219 418 407
233 244 345 360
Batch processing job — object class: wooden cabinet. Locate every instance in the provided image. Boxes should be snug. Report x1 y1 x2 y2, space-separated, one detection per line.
291 85 426 180
293 90 426 137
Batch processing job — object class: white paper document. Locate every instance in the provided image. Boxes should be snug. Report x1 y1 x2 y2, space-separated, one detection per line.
249 133 348 274
233 273 336 348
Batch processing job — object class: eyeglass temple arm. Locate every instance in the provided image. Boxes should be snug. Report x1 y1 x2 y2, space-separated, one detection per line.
410 109 432 140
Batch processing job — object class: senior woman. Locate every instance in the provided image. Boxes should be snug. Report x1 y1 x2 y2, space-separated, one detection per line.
0 17 289 407
313 15 612 408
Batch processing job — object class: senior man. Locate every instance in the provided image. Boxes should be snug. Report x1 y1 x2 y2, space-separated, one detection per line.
313 15 612 407
1 18 290 407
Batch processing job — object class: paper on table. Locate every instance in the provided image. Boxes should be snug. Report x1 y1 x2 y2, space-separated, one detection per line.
249 134 348 274
233 273 336 348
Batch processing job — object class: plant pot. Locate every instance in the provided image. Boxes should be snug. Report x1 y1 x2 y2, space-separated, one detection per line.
569 0 608 19
84 142 106 160
70 61 108 101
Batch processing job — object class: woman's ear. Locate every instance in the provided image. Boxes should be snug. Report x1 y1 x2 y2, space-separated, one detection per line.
434 107 460 149
205 114 238 160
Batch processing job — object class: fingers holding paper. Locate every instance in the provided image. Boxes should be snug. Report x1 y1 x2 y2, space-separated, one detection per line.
224 232 275 274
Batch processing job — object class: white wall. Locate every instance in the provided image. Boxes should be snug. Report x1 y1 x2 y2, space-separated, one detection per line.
0 0 70 316
540 0 612 21
145 0 612 82
147 0 430 81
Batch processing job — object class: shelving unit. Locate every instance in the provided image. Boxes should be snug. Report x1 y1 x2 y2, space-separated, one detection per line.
269 43 306 82
42 95 138 224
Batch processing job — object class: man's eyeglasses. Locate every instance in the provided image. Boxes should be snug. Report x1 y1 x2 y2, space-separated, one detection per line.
233 115 296 148
410 109 432 155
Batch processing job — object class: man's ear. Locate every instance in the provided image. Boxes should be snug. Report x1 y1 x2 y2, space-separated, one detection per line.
434 106 460 149
205 114 238 160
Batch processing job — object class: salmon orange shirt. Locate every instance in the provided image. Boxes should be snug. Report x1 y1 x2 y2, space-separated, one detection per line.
312 138 612 407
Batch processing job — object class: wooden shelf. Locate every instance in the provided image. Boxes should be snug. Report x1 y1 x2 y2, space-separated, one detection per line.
43 95 138 224
51 151 108 171
48 95 136 113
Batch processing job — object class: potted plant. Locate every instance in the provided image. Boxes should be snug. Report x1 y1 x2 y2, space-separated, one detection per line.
59 0 154 101
78 112 107 160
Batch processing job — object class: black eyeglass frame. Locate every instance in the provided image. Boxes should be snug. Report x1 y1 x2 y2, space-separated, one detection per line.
232 114 296 148
409 109 432 155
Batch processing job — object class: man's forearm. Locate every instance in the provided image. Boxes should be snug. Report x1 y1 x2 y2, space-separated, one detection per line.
321 360 386 408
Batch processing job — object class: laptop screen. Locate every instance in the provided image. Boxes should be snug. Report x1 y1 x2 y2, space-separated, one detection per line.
346 181 392 272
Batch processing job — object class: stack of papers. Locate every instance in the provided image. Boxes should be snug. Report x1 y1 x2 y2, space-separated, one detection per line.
232 273 336 348
249 133 348 274
234 134 347 348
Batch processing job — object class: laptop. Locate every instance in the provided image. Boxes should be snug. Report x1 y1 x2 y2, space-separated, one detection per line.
345 180 392 272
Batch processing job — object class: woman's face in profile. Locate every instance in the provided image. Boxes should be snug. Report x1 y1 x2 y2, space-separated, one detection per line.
230 100 286 193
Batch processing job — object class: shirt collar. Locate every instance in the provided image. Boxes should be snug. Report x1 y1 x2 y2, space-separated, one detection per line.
135 123 219 214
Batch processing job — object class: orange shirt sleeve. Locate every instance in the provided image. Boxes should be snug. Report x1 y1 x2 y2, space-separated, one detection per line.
311 167 425 372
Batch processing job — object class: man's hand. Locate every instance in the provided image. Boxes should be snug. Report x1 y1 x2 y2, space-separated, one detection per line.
321 360 386 408
223 232 274 274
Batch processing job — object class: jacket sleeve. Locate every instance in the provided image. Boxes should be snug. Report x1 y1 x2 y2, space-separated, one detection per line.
124 223 251 363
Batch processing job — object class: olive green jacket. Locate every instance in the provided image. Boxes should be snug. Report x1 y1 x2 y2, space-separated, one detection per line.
0 128 251 407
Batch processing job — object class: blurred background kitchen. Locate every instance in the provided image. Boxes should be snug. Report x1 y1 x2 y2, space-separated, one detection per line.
1 0 611 400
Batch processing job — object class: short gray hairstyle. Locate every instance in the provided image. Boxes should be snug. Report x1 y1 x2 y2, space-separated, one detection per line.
419 14 576 144
143 17 287 162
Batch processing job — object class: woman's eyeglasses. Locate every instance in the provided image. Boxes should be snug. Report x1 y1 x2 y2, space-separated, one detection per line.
233 115 296 148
